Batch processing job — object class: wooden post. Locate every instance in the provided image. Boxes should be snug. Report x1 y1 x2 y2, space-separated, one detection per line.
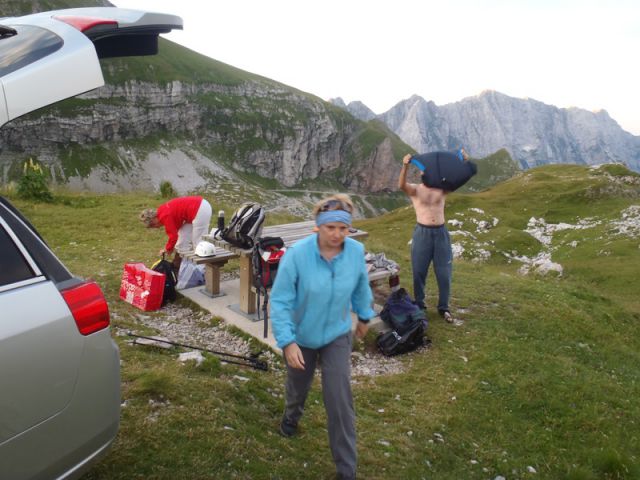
204 264 221 296
239 255 256 314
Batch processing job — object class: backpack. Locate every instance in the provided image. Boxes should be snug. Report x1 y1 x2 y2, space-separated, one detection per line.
379 288 428 333
151 256 177 305
252 236 286 338
411 151 478 192
377 319 429 356
216 202 265 249
377 288 428 356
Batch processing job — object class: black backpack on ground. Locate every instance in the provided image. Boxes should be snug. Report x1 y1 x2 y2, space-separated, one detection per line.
252 236 286 338
151 256 177 306
216 202 265 249
377 320 429 356
377 288 428 356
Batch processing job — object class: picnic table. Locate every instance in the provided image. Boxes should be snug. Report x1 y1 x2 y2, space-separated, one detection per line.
180 246 239 297
205 220 372 314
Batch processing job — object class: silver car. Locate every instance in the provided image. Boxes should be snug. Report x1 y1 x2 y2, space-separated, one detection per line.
0 8 182 479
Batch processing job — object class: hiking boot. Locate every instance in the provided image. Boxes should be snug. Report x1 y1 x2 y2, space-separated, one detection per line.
279 418 297 438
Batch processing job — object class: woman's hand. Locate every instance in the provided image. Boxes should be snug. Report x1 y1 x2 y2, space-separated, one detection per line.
283 343 305 370
402 154 412 165
355 320 369 340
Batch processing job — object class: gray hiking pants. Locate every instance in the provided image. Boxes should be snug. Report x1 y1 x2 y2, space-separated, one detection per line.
411 223 452 313
283 333 356 479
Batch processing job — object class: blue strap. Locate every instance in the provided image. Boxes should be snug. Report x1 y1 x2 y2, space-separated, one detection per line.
409 158 425 171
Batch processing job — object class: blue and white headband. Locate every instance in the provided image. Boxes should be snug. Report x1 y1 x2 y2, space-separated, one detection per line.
316 210 352 227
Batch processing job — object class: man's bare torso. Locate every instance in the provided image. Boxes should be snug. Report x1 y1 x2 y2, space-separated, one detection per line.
409 183 447 225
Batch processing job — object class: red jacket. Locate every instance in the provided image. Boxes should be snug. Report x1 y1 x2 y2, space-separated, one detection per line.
157 196 203 252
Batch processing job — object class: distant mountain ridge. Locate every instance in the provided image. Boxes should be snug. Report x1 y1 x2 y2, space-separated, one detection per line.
337 91 640 172
329 98 376 122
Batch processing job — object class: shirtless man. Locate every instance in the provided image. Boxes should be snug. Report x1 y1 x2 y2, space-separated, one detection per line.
398 153 454 322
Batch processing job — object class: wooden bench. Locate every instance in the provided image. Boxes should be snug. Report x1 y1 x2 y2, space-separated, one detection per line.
180 247 239 297
206 220 398 314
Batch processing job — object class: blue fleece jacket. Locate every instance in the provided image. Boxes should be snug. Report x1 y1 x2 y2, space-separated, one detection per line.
270 234 376 350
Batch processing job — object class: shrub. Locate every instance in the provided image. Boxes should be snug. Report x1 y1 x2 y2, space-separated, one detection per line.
17 159 53 202
159 180 177 198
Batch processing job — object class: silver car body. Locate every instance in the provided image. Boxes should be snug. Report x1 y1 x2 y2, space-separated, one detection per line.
0 7 182 479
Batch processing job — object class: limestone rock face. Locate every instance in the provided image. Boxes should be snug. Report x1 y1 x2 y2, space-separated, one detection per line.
0 81 401 192
378 91 640 171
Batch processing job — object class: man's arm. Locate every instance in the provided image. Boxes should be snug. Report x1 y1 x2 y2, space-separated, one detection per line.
398 154 417 196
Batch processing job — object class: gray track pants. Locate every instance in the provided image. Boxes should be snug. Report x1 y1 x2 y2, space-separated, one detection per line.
283 333 356 479
411 223 452 313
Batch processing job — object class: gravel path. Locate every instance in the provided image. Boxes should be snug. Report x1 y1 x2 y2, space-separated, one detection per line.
117 303 412 377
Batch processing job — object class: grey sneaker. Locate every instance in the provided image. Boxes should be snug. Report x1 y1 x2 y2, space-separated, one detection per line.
442 311 454 323
279 418 297 438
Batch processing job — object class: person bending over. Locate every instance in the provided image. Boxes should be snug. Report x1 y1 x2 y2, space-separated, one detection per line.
139 195 212 272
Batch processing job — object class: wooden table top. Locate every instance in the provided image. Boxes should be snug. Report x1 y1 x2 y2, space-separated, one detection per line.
205 220 368 255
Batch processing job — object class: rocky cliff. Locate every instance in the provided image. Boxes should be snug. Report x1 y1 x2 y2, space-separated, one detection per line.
0 40 408 194
377 91 640 172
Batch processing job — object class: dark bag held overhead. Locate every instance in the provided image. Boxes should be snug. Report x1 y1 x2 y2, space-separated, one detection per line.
410 150 477 192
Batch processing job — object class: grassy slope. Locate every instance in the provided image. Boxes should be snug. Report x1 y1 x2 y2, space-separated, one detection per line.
460 148 522 193
7 167 640 478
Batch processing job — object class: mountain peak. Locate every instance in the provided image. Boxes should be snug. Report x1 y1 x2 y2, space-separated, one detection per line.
329 97 347 108
378 90 639 171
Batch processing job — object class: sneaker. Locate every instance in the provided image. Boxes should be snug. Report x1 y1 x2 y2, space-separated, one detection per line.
442 311 454 323
279 418 297 438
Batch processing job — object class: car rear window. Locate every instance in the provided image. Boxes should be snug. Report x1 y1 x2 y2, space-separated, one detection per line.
0 198 71 284
0 223 35 287
0 24 63 77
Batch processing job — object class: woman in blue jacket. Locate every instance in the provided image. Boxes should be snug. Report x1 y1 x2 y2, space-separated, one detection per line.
270 194 376 480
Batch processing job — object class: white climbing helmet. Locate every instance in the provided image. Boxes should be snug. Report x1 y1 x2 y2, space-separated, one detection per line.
195 241 216 257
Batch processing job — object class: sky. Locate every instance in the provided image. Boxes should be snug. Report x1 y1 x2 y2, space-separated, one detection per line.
115 0 640 135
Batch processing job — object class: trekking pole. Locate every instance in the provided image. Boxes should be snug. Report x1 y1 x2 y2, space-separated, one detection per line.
127 332 269 371
262 290 269 339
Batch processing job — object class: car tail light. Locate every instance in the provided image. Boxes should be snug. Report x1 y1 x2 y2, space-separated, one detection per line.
61 281 110 335
53 15 117 32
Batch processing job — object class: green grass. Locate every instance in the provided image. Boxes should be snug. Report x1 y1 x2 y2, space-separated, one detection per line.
461 148 522 193
3 163 640 479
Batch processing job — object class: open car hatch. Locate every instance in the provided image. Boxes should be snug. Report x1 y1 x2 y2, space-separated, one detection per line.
0 7 183 127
